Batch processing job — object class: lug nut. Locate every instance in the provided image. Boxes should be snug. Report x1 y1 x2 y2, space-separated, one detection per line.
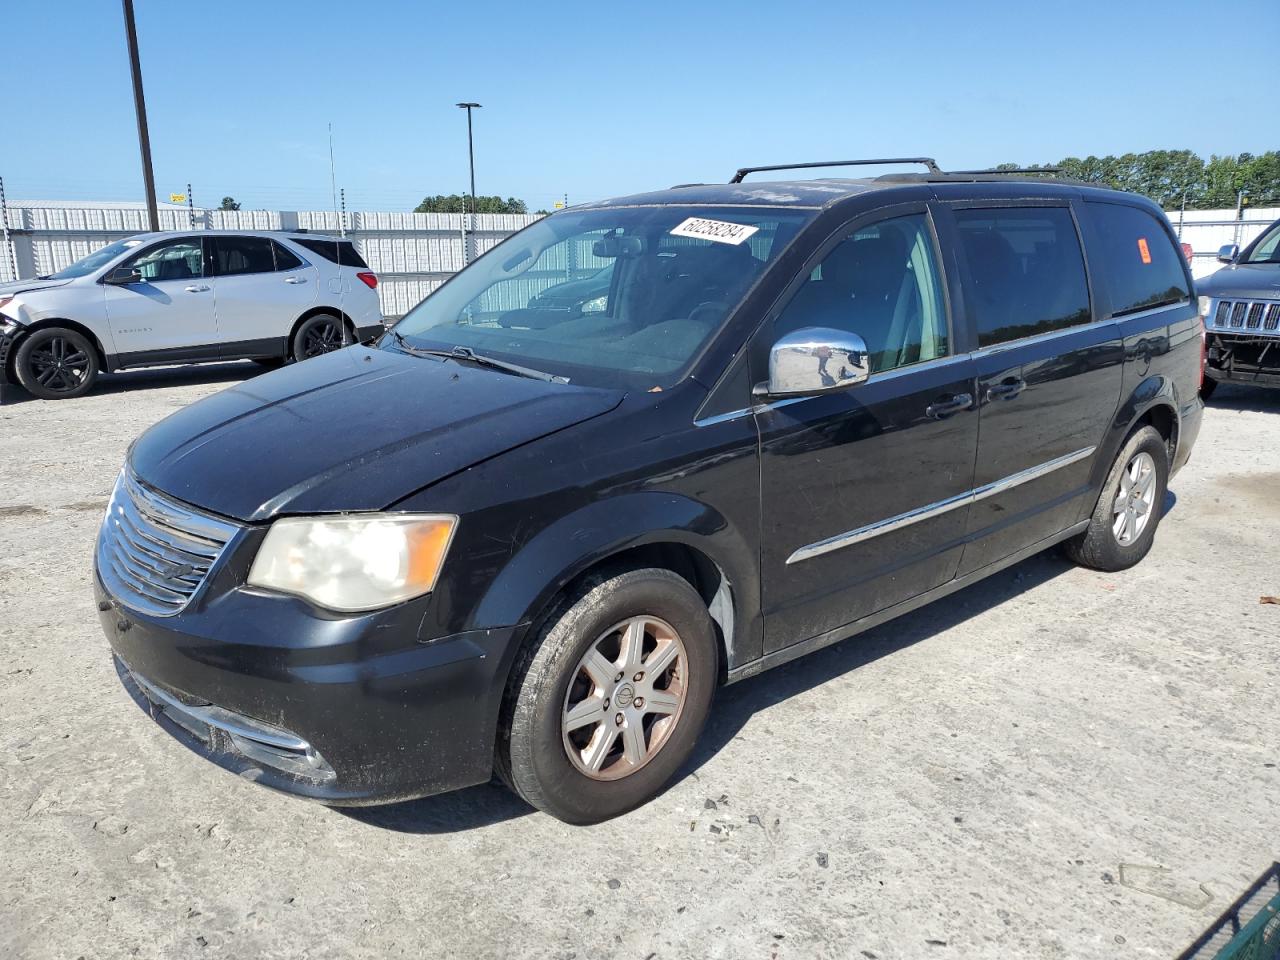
602 698 610 710
633 672 644 682
615 713 624 726
615 672 624 682
634 697 645 709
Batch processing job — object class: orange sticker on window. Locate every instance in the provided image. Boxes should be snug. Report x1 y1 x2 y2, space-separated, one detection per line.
1137 237 1152 264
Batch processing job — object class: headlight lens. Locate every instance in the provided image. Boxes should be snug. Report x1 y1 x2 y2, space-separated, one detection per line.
247 513 457 612
1198 295 1211 320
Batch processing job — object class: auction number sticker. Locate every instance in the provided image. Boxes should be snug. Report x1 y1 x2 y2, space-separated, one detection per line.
1137 237 1152 264
670 217 759 246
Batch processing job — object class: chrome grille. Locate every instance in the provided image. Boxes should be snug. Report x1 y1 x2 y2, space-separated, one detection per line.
97 471 240 617
1211 298 1280 336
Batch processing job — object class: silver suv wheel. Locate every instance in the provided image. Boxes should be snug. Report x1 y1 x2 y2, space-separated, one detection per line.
1112 451 1157 545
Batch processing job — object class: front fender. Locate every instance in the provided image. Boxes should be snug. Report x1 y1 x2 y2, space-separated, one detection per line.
468 490 760 669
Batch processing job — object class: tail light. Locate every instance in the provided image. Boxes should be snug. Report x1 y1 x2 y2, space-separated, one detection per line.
1197 295 1209 390
1181 242 1193 263
356 272 378 289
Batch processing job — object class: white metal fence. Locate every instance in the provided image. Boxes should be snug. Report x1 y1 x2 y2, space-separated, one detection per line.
2 202 1276 314
0 205 543 319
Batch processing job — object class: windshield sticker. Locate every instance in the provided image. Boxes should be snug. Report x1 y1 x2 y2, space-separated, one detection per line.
1137 237 1152 264
670 217 759 246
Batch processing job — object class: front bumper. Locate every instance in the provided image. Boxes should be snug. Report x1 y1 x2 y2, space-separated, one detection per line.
96 571 520 805
0 324 20 385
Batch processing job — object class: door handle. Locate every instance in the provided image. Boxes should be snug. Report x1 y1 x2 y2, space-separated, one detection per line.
284 276 307 284
183 284 210 292
986 377 1027 402
925 392 973 420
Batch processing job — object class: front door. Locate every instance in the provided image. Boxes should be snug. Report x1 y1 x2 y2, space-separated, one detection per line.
942 202 1125 575
756 208 980 652
208 235 318 352
104 236 218 363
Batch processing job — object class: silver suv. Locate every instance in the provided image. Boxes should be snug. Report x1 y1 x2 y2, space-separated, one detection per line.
0 231 384 399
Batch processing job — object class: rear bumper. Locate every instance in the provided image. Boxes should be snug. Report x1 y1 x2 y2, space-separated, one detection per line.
96 570 520 805
1173 392 1203 477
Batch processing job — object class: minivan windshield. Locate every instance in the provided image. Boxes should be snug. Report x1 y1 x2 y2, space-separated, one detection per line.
1244 220 1280 264
388 205 812 388
46 238 144 279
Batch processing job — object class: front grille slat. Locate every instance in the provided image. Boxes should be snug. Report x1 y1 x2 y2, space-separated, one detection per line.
1210 298 1280 337
96 472 239 617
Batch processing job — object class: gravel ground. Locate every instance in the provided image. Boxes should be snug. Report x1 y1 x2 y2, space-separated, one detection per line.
1 364 1277 960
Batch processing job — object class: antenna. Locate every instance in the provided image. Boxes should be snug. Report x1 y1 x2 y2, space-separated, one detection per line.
328 122 339 233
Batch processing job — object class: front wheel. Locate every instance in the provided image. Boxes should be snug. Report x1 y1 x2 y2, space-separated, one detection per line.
14 327 99 400
498 568 718 824
1064 425 1168 572
291 314 349 362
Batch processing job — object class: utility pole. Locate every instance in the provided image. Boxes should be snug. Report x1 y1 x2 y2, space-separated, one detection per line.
339 187 347 238
456 102 481 263
121 0 158 232
187 182 195 228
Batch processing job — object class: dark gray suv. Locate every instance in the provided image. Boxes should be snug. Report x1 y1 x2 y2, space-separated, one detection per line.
1198 216 1280 398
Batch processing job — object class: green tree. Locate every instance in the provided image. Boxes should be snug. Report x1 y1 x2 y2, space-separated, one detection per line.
219 196 241 211
414 194 527 214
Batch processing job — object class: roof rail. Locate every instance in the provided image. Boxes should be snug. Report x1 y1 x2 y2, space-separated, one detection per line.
730 157 942 184
948 167 1063 176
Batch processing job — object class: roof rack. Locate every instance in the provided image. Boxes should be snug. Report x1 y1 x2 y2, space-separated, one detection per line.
947 167 1063 176
730 157 941 184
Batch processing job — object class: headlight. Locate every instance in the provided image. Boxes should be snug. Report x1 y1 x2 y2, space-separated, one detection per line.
247 513 457 612
580 295 607 314
1198 295 1211 320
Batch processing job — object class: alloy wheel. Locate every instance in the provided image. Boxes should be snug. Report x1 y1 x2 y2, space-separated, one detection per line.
561 616 688 781
1113 451 1157 545
302 320 344 358
28 336 91 393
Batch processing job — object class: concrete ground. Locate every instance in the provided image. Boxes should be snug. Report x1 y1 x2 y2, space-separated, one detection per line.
0 365 1276 960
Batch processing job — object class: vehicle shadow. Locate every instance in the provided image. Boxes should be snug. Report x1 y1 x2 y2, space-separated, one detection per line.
0 361 261 405
341 547 1078 835
1204 383 1280 414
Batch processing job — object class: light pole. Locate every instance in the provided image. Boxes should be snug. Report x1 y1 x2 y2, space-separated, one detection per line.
456 102 481 263
121 0 158 232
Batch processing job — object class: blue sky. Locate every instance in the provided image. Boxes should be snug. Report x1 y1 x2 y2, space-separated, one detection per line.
4 0 1275 212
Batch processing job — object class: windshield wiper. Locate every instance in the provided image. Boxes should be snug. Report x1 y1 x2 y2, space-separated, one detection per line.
388 332 567 383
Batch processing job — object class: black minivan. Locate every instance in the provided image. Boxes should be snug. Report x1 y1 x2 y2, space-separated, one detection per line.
96 160 1204 823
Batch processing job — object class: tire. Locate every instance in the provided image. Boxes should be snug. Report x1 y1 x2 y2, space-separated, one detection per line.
498 567 718 824
1063 425 1168 572
14 326 99 400
1199 377 1218 402
291 314 349 362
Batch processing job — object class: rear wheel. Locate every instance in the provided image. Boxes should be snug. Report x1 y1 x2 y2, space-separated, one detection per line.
498 568 718 824
1064 425 1168 572
14 327 98 400
291 314 349 362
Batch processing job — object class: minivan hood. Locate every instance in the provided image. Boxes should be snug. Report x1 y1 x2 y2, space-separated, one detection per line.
1197 263 1280 301
0 277 74 298
129 347 624 522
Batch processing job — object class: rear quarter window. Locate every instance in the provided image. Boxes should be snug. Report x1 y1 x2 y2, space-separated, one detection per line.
1084 202 1189 317
291 237 369 269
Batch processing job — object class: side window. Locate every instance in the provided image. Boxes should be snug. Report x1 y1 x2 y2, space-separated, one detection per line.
1083 202 1190 315
291 237 370 268
954 207 1091 347
774 213 948 374
211 236 276 277
272 241 304 271
126 239 203 282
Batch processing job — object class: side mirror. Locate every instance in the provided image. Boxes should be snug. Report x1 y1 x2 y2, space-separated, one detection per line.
1217 243 1239 264
754 326 870 398
104 266 143 285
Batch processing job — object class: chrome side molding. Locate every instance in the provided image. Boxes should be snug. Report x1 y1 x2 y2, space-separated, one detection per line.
786 446 1096 564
